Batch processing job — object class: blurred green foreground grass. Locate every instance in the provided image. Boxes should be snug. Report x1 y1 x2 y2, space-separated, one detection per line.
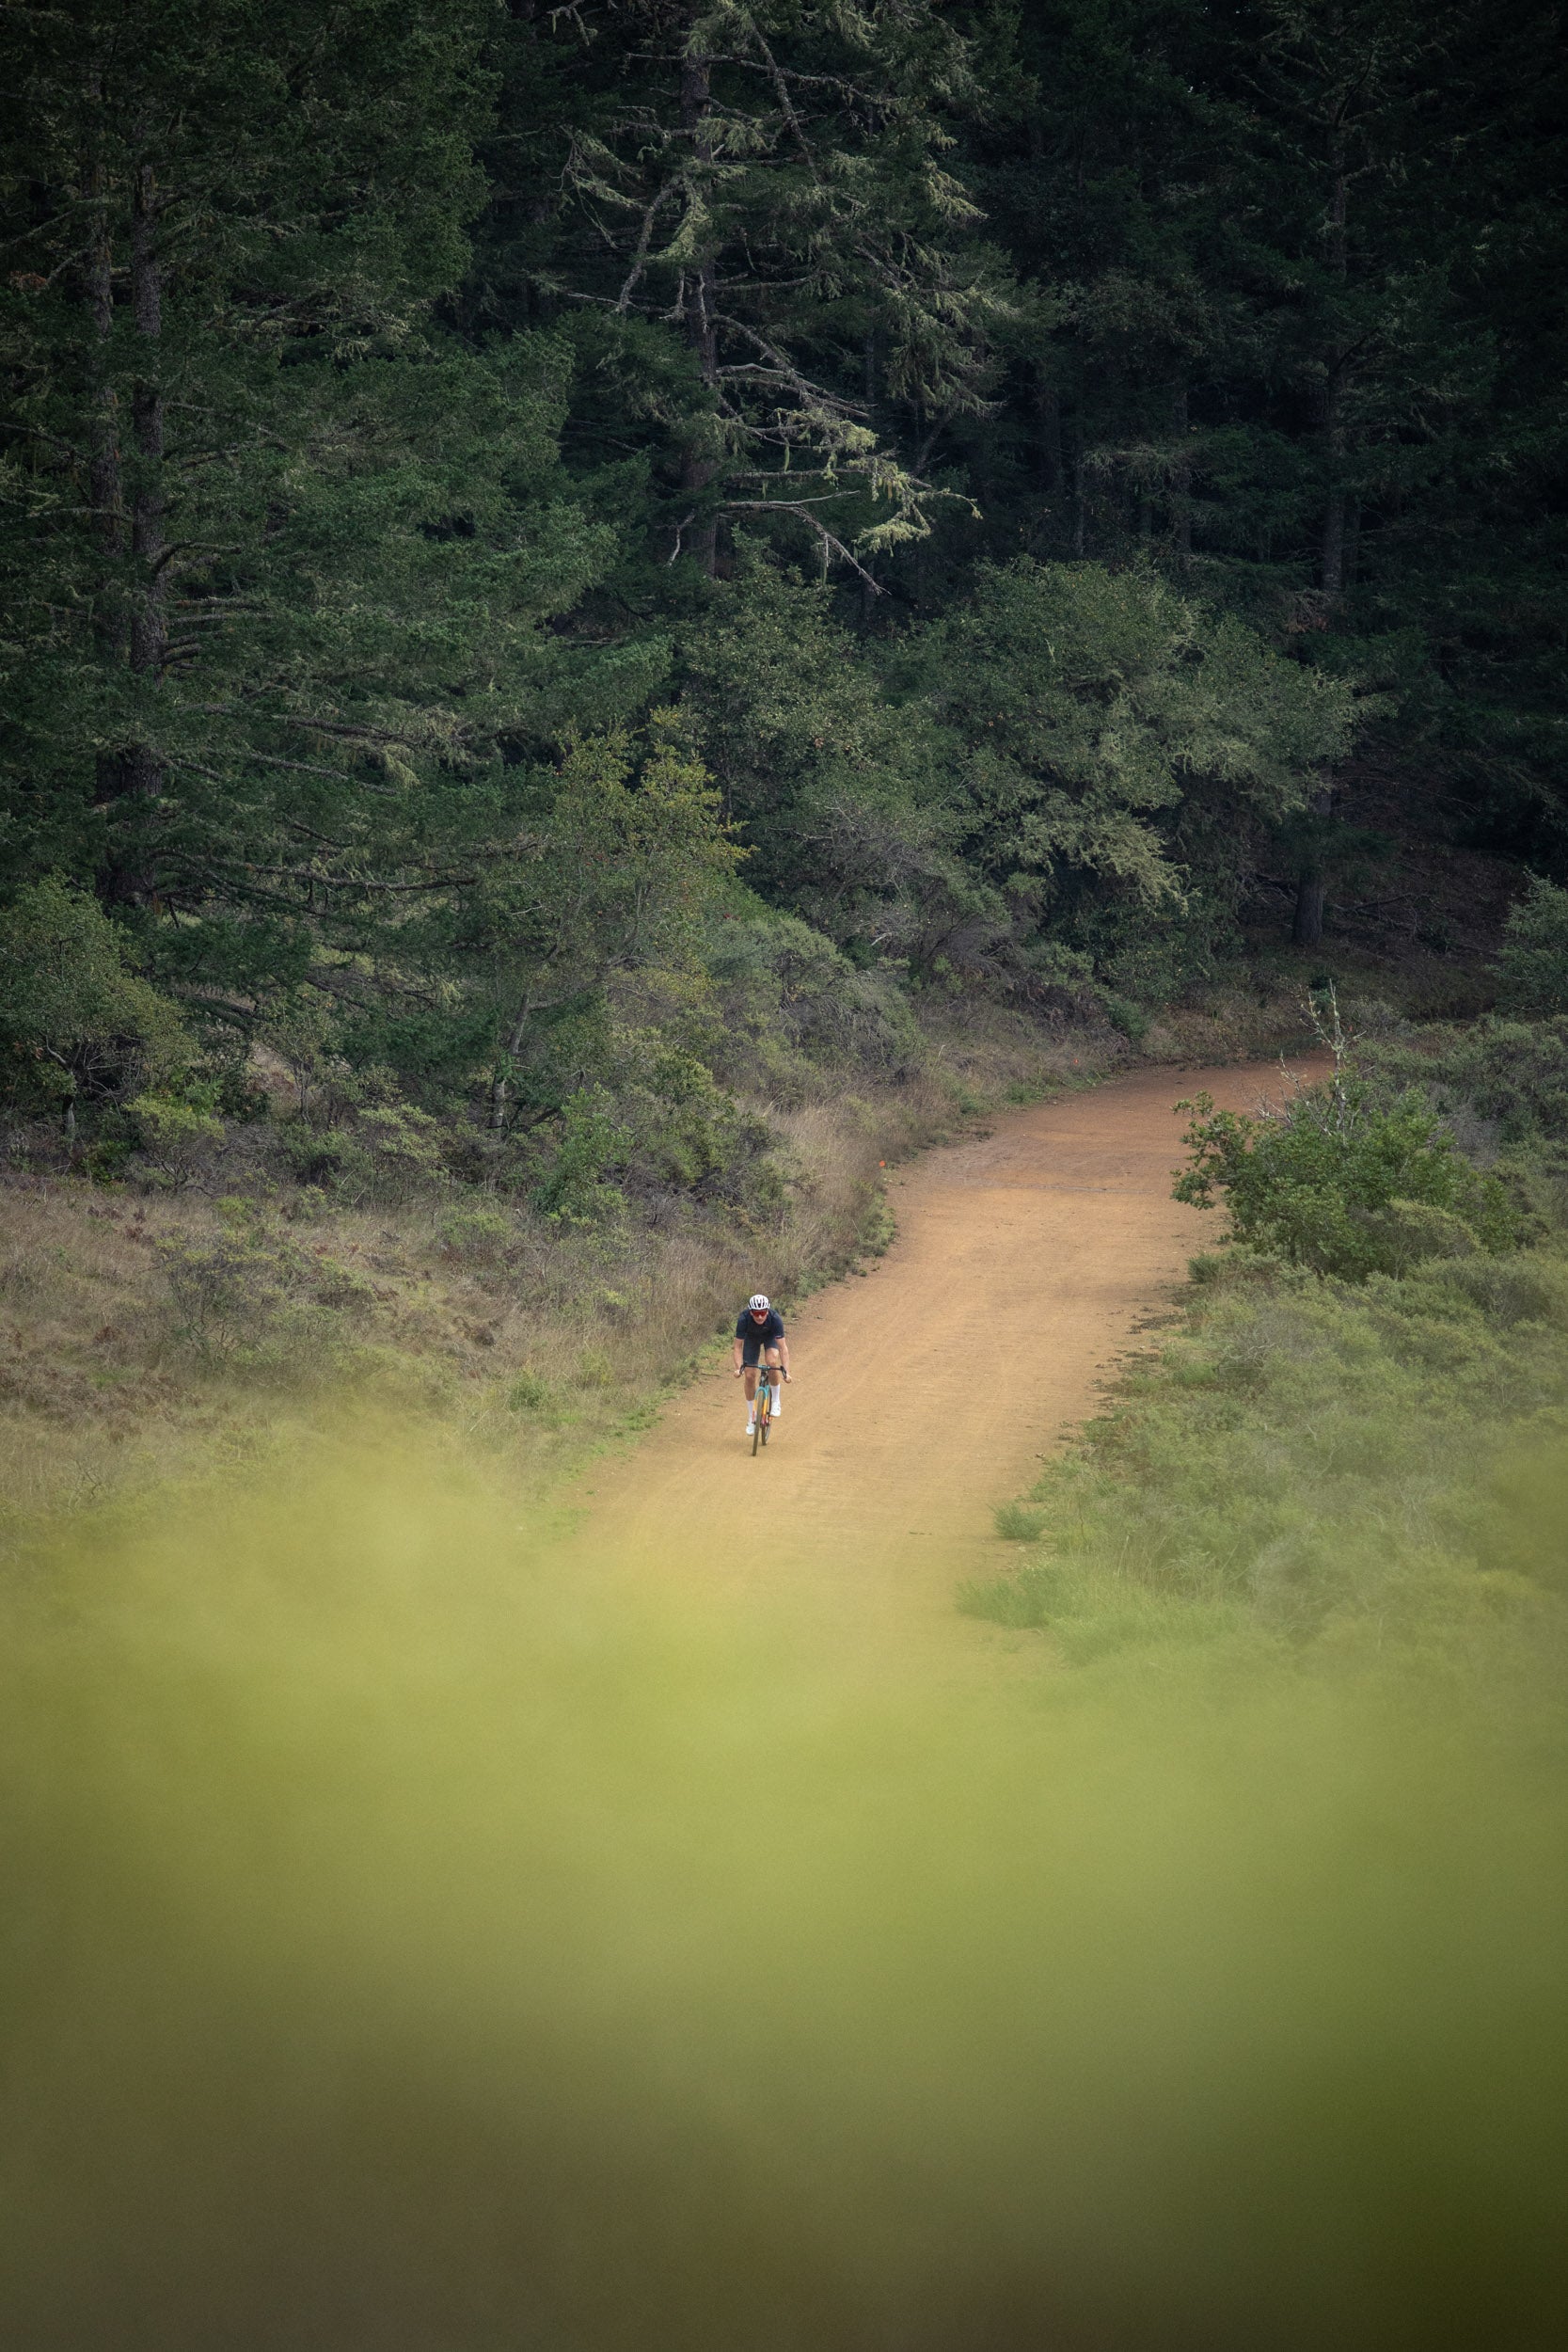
1 1436 1564 2352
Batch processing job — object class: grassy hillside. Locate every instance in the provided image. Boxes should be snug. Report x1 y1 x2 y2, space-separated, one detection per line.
0 994 1126 1551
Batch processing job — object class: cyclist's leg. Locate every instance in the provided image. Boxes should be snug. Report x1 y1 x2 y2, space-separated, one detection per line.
763 1344 783 1412
742 1346 761 1427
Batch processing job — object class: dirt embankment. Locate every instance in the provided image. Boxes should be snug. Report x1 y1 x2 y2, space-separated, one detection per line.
570 1059 1321 1662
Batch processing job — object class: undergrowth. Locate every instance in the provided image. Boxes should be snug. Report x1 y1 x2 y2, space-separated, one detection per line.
0 996 1113 1550
969 1005 1568 1709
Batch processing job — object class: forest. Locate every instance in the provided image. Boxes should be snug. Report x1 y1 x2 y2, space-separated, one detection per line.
3 0 1563 1206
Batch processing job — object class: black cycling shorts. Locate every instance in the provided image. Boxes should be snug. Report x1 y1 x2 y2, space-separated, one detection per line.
739 1335 783 1367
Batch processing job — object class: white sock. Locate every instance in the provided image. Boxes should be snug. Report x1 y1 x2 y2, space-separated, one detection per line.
770 1383 782 1413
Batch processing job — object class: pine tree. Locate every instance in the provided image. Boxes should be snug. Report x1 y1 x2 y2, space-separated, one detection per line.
0 0 674 1080
476 0 1005 589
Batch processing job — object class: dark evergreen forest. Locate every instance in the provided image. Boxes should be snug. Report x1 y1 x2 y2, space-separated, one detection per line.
3 0 1564 1200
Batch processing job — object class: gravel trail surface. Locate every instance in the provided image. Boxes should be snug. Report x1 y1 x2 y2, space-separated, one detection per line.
571 1057 1316 1662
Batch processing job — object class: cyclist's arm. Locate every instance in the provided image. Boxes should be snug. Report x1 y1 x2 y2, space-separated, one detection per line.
732 1332 745 1375
777 1333 790 1379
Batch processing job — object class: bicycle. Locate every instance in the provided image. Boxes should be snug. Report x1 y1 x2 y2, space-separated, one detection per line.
751 1363 778 1454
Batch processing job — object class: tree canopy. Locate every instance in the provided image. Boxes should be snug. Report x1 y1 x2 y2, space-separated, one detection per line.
2 0 1562 1188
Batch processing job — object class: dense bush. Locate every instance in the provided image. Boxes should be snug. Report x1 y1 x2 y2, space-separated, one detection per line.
1497 878 1568 1016
1173 1074 1519 1280
1359 1016 1568 1146
0 881 190 1116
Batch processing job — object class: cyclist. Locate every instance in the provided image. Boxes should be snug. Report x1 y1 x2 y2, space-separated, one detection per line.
734 1293 789 1438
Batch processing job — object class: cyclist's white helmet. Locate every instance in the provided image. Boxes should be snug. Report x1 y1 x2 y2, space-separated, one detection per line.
748 1293 770 1311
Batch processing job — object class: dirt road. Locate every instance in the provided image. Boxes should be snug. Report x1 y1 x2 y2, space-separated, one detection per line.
572 1058 1311 1661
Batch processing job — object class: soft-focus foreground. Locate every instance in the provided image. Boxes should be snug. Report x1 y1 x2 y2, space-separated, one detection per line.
2 1444 1564 2352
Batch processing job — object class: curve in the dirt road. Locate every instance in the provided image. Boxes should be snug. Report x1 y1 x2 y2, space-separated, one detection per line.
575 1058 1320 1659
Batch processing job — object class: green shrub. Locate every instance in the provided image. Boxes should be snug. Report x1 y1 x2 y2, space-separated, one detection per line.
436 1204 515 1262
534 1089 630 1222
994 1501 1050 1543
1097 990 1149 1044
507 1371 553 1412
1360 1017 1568 1146
958 1559 1069 1625
1497 877 1568 1016
155 1200 384 1369
0 878 190 1112
355 1104 447 1191
1422 1255 1568 1328
705 907 924 1084
279 1099 446 1202
127 1088 227 1186
156 1208 306 1359
1173 1078 1519 1279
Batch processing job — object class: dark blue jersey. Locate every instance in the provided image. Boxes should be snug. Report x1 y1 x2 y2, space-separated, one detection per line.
736 1308 785 1348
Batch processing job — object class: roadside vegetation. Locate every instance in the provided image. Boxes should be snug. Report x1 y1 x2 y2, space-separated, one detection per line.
969 894 1568 1717
2 842 1158 1542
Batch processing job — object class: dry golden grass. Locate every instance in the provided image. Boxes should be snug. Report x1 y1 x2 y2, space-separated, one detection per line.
1 1004 1115 1549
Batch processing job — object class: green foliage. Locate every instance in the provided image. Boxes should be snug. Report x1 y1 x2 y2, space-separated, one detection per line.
1497 879 1568 1016
0 881 190 1109
533 1089 631 1222
0 0 1560 1226
963 1234 1568 1677
1174 1073 1520 1280
126 1088 227 1187
1364 1019 1568 1142
156 1204 308 1361
993 1501 1050 1544
705 906 924 1089
436 1205 515 1263
156 1197 386 1370
277 1098 447 1204
686 556 1354 988
907 560 1354 918
506 1370 554 1414
481 1 999 577
680 558 970 964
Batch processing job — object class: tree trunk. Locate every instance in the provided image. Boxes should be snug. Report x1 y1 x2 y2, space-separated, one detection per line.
1319 112 1349 600
1320 441 1346 598
677 42 720 577
84 72 131 833
859 327 879 623
1292 877 1328 948
1291 785 1334 946
1170 384 1192 566
84 106 121 573
129 160 166 670
1036 373 1062 500
102 158 166 906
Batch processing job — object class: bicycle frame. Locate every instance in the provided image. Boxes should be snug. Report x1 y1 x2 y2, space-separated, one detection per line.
751 1360 777 1453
